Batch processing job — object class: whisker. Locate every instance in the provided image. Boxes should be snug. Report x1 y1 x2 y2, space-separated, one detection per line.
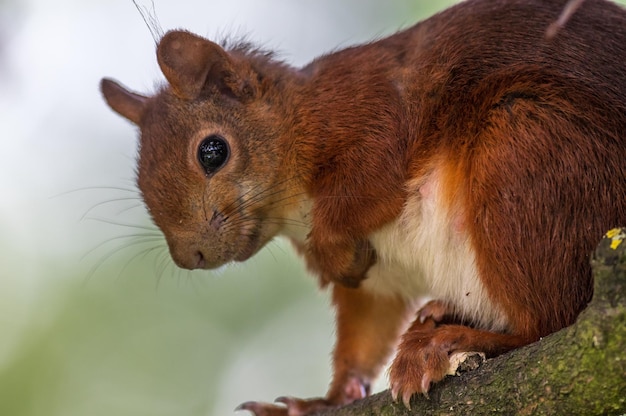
222 175 300 212
116 242 167 280
170 260 182 281
51 185 140 199
263 244 279 263
114 202 147 216
154 248 174 288
219 215 310 237
225 190 307 232
263 240 297 263
82 217 159 232
83 236 163 284
221 215 309 229
81 233 163 261
80 197 144 221
187 273 203 295
239 189 308 212
262 217 310 227
211 177 310 237
221 175 304 217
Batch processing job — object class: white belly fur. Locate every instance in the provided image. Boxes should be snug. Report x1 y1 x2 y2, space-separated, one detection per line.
364 172 509 332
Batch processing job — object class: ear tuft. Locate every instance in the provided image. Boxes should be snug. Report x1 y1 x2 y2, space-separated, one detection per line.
156 30 256 101
100 78 148 125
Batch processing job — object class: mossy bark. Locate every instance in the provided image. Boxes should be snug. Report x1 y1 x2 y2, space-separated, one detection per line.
318 228 626 416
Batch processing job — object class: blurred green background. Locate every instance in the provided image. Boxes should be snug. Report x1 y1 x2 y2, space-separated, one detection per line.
1 1 623 415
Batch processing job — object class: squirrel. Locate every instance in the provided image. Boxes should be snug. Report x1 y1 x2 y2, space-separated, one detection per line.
100 0 626 414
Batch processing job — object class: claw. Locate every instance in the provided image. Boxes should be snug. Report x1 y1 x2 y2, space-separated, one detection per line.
420 374 432 395
274 396 293 406
273 396 332 415
235 402 251 412
417 300 449 324
236 401 264 412
391 384 413 409
390 385 399 402
402 390 412 410
234 401 287 416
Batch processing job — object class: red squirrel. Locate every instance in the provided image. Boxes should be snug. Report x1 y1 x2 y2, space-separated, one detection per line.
100 0 626 414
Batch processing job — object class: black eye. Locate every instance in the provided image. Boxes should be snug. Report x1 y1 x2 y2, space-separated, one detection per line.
197 135 229 175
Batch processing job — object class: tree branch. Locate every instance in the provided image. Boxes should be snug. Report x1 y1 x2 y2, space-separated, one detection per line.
318 228 626 415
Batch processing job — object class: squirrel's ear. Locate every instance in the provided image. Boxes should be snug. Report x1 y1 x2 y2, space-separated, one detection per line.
100 78 148 125
157 30 256 101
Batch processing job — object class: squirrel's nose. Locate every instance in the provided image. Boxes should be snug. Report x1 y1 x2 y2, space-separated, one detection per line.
194 251 206 269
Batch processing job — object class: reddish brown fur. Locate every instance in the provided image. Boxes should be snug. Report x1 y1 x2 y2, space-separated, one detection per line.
101 0 626 414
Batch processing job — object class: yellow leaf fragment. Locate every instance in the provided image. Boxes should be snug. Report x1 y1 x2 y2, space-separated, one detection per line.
606 228 626 250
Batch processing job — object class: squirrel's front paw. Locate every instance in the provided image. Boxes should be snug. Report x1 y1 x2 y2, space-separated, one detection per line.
310 237 376 287
343 239 376 281
237 397 332 416
388 318 451 408
238 373 368 416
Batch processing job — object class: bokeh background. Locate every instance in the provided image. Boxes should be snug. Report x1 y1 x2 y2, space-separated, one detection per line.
1 1 623 415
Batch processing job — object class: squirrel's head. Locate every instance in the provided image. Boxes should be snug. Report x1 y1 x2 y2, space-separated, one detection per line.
101 30 305 270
